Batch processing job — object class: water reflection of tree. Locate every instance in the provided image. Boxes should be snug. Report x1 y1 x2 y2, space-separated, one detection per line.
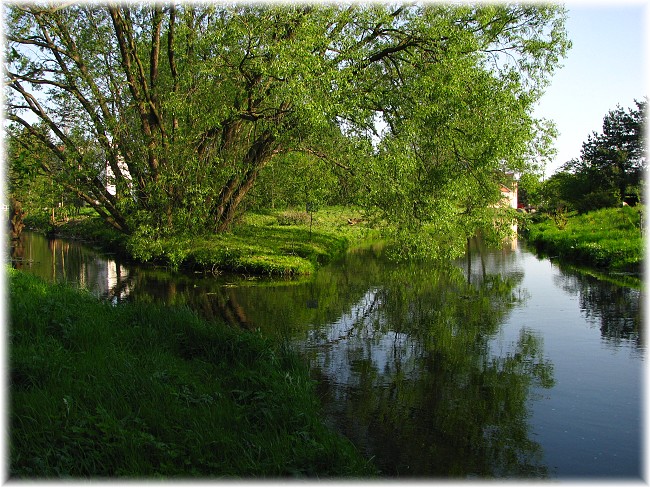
304 250 553 478
553 268 643 347
9 237 26 268
12 232 125 298
82 241 554 477
17 233 555 477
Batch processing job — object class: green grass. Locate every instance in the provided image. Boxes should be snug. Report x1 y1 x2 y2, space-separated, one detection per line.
8 268 377 478
524 206 644 273
26 206 379 276
184 206 378 275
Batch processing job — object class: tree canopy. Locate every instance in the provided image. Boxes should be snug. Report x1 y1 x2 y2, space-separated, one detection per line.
5 3 569 255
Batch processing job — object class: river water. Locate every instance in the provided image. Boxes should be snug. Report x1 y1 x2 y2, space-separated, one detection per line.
9 231 645 479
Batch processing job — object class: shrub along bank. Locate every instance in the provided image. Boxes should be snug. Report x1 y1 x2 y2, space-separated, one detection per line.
8 268 377 478
24 206 379 276
523 206 644 273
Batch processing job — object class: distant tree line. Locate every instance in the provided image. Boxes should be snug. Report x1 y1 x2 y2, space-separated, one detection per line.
519 100 646 213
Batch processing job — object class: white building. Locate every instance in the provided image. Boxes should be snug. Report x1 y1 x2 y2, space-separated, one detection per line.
105 157 132 196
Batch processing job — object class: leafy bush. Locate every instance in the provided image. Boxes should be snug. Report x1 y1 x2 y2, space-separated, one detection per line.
125 225 165 262
574 189 620 214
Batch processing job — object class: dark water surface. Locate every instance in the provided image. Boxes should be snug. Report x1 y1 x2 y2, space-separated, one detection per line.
9 231 645 479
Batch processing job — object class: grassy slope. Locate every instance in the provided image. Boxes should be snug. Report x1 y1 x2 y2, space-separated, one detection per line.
8 268 377 478
524 206 644 273
25 206 379 276
170 208 372 275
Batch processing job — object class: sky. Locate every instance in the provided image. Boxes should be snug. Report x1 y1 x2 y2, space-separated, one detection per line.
533 1 648 177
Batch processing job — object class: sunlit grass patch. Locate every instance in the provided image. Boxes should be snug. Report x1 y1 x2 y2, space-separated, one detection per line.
148 207 374 275
524 206 644 272
24 206 381 276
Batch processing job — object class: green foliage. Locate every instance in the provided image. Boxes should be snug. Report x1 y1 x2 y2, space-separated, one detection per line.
8 269 377 478
517 172 544 208
537 171 572 212
6 3 570 253
249 151 356 211
6 125 72 223
544 100 646 213
550 208 568 230
575 189 620 214
577 100 646 199
525 206 644 272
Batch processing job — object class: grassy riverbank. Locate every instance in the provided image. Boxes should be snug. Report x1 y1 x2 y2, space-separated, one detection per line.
24 206 380 276
524 206 644 273
8 268 376 478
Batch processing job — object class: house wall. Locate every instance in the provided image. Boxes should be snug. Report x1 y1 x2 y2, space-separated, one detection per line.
500 181 518 209
105 158 132 196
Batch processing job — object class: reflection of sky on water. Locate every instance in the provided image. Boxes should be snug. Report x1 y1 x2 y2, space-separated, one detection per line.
303 289 421 392
494 248 643 478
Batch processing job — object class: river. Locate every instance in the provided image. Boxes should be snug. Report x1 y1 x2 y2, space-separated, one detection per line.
8 231 645 479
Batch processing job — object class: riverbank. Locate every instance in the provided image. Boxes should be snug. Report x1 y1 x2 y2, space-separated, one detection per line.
523 206 644 275
24 206 380 276
8 268 377 478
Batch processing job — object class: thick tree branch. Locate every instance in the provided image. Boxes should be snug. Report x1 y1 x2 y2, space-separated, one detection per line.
167 5 179 137
108 4 160 180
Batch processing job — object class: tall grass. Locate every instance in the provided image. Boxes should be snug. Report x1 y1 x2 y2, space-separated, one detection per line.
8 268 376 478
524 206 644 272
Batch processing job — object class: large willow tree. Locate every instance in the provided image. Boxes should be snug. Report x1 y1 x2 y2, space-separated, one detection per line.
5 3 569 252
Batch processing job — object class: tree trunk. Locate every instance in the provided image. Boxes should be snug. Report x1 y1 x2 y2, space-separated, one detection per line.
215 167 263 232
212 132 277 232
9 197 26 240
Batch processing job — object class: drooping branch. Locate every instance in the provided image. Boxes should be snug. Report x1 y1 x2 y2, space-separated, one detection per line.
9 79 78 156
300 147 355 175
